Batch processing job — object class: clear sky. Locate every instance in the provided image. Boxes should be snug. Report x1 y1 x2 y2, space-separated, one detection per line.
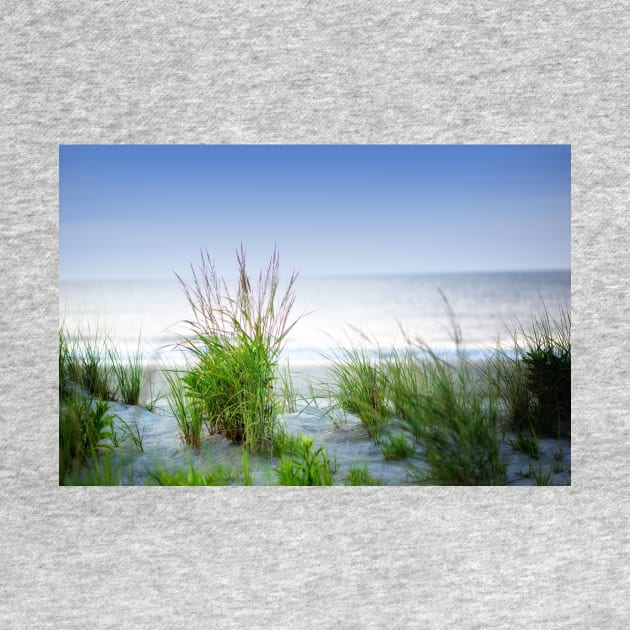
59 144 571 279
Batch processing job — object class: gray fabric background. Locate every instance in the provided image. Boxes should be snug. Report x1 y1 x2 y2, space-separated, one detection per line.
1 1 628 627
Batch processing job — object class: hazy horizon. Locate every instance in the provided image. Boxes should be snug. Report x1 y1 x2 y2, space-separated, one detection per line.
61 267 571 283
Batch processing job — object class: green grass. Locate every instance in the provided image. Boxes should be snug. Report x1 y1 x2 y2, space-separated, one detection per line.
329 310 508 485
383 348 425 422
330 344 390 440
551 444 565 473
344 464 382 486
483 348 531 433
485 305 570 438
410 415 507 485
79 329 115 400
521 307 571 437
61 452 123 486
59 325 87 400
275 435 334 485
164 369 204 449
147 462 239 486
109 338 145 405
241 450 253 486
275 362 298 413
118 416 145 452
59 325 115 400
59 327 72 399
271 428 305 458
509 427 540 459
59 393 118 482
175 247 302 454
528 461 554 485
141 371 163 412
60 326 120 483
60 326 152 407
380 432 414 460
387 323 507 485
59 265 569 487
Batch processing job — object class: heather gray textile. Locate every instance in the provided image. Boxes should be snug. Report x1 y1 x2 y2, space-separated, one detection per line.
1 2 628 628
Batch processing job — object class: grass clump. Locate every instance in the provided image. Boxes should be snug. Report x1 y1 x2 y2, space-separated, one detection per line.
59 325 115 400
78 329 115 400
509 427 540 459
391 325 507 485
164 370 204 449
380 432 414 460
521 308 571 436
271 429 305 458
331 343 427 441
344 464 382 486
60 325 118 483
176 247 301 454
528 461 554 485
330 305 507 484
109 338 145 405
486 305 570 438
59 394 118 482
276 435 334 485
330 344 390 440
383 349 425 422
551 444 565 473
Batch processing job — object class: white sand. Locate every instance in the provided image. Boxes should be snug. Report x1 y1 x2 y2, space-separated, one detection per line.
101 391 571 486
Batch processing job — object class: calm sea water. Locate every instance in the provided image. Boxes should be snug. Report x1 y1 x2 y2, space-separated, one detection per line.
60 271 570 367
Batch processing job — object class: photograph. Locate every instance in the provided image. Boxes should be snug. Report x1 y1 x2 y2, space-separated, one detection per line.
59 144 571 486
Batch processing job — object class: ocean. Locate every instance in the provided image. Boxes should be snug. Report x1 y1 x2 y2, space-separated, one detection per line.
60 270 570 368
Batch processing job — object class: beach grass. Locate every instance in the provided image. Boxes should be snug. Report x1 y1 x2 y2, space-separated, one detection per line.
275 362 298 414
509 427 540 459
78 329 115 400
59 325 115 400
330 343 390 441
551 445 566 474
109 338 145 406
58 262 569 486
383 348 425 422
59 393 118 483
61 452 123 486
344 464 382 486
175 246 302 454
271 428 306 458
59 327 72 399
528 460 554 486
380 432 414 460
241 450 253 486
164 369 204 449
275 435 334 485
392 346 507 486
147 462 239 486
118 415 145 452
59 325 82 399
520 306 571 437
484 304 571 438
328 318 508 484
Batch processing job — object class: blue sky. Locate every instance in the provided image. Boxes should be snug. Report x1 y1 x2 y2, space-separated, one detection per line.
59 145 571 279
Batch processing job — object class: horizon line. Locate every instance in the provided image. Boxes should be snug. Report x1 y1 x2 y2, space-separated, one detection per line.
61 267 571 282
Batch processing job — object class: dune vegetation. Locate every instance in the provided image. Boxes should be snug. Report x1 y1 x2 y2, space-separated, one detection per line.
59 249 571 486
